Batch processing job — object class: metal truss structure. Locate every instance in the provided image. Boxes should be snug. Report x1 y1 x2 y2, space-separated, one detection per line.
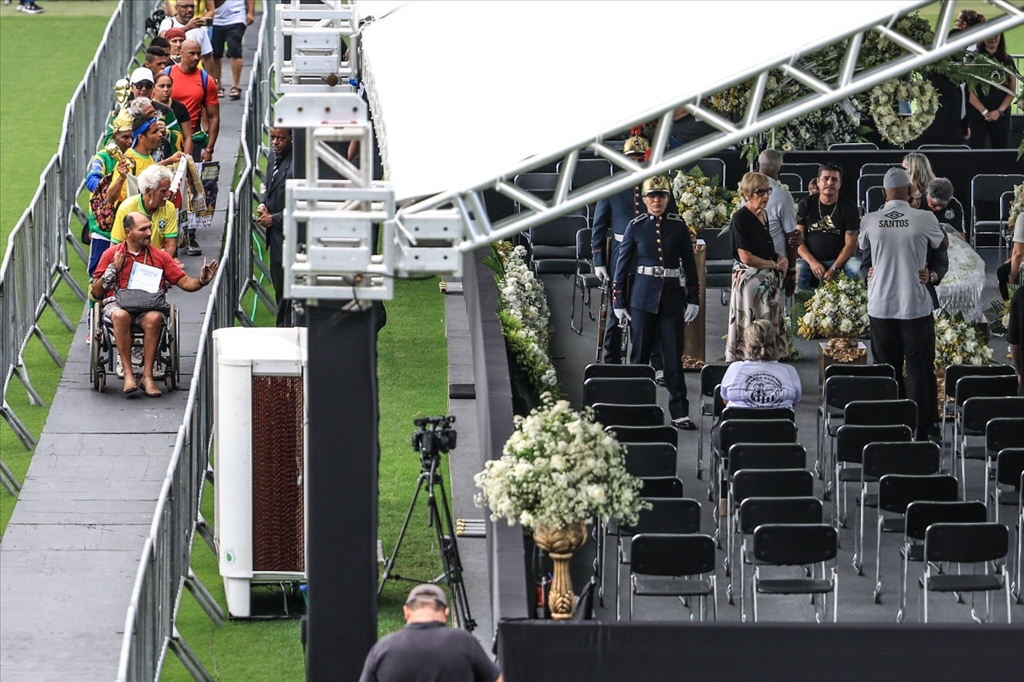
277 1 463 302
391 0 1024 255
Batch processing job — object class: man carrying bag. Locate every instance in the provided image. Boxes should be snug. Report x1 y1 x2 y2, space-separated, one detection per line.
91 211 217 397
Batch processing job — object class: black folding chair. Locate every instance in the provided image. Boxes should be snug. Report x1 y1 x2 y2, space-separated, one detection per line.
833 424 913 532
530 215 589 275
583 363 655 381
970 173 1023 249
583 377 657 406
727 468 814 576
854 441 941 575
614 497 701 620
991 448 1024 525
957 397 1024 494
713 418 798 506
702 225 733 305
752 524 839 623
923 522 1012 623
830 142 878 150
607 425 677 446
817 373 898 487
857 174 885 210
940 364 1015 443
639 476 684 499
629 533 718 621
621 442 677 478
865 186 886 214
561 157 612 190
843 399 917 430
736 496 822 620
698 363 730 480
983 418 1024 511
873 474 958 604
592 403 665 428
778 172 803 191
860 162 900 177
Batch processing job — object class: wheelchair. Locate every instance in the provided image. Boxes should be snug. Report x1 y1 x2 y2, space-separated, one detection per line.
89 302 180 393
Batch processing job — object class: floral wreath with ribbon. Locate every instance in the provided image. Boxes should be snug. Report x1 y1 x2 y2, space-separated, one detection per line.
868 77 939 147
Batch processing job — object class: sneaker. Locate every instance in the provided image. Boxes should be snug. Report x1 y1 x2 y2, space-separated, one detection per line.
131 344 144 371
672 417 696 431
18 3 44 13
183 236 202 256
654 370 665 386
115 355 125 379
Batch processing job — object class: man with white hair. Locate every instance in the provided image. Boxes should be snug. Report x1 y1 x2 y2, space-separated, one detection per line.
110 165 179 259
756 148 802 296
859 167 948 440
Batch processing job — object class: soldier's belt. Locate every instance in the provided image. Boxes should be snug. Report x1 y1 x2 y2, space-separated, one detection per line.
613 234 624 242
636 266 680 277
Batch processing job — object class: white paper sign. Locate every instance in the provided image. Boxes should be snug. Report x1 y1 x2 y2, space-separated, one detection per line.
127 261 163 293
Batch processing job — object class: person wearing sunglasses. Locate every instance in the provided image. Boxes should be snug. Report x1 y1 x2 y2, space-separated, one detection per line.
612 175 701 430
726 172 788 363
795 162 861 293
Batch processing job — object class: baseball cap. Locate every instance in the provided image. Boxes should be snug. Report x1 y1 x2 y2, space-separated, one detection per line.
405 584 447 608
130 67 156 85
883 167 911 189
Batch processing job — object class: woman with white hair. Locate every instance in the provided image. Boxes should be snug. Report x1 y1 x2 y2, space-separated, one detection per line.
720 319 802 408
726 172 787 362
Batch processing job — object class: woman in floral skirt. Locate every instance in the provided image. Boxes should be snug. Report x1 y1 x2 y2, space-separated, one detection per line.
726 172 788 361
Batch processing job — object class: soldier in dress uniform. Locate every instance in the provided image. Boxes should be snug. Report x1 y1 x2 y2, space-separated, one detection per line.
612 175 701 429
592 134 649 363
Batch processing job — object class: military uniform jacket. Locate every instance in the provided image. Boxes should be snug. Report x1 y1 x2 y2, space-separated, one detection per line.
591 185 642 267
612 212 700 314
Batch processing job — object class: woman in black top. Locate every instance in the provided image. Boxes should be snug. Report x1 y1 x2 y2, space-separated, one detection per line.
726 172 788 361
966 32 1017 149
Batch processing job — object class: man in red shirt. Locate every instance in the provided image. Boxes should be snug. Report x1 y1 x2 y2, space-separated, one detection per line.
167 40 220 163
91 212 218 396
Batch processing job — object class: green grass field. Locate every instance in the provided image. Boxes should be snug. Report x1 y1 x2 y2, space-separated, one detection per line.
0 0 121 532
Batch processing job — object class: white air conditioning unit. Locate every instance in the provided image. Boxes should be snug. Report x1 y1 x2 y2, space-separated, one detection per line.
213 327 308 618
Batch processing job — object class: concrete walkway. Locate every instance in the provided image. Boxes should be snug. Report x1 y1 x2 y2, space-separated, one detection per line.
0 25 259 681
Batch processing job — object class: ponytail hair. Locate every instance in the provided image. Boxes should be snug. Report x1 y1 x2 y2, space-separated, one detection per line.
744 319 778 361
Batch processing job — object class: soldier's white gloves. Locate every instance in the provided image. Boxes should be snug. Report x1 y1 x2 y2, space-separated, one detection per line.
683 304 700 323
595 266 609 283
613 308 631 324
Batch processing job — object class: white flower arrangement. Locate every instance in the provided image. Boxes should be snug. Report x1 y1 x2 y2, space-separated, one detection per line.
772 100 867 152
474 395 646 529
868 77 939 148
670 167 735 234
934 312 994 370
797 272 869 339
485 241 559 399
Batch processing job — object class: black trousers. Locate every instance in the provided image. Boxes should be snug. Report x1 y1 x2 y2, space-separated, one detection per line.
995 261 1022 300
967 109 1012 149
629 307 688 418
869 314 936 439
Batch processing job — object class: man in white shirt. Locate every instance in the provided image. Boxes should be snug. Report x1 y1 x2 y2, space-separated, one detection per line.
159 0 214 74
859 168 948 439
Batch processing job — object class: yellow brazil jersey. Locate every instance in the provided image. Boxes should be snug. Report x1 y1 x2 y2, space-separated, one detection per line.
110 149 157 203
110 194 179 250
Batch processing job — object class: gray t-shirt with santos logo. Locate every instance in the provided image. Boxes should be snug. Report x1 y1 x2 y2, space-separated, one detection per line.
859 200 945 320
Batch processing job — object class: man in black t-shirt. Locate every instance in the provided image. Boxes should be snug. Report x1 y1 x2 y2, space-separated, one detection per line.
359 585 502 682
795 162 862 292
1009 286 1024 396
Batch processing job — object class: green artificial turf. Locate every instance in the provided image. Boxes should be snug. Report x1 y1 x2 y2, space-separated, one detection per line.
0 1 120 534
161 277 448 680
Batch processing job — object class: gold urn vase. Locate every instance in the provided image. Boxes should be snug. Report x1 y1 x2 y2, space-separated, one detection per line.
533 521 588 619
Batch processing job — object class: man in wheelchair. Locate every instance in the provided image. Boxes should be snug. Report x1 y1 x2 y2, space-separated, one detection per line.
90 212 218 396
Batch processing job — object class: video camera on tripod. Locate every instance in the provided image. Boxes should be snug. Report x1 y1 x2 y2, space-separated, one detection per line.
412 415 457 467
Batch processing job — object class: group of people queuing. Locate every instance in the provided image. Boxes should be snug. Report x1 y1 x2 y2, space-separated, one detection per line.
83 0 255 396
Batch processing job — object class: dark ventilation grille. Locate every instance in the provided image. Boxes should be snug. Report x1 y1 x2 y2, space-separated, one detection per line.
252 375 305 572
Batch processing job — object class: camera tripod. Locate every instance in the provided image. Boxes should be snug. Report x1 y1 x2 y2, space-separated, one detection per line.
377 419 476 631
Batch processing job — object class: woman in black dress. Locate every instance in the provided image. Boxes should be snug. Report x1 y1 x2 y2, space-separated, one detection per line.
966 32 1017 149
726 172 788 361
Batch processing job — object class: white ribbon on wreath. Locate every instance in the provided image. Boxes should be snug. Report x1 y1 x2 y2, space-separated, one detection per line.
868 77 939 147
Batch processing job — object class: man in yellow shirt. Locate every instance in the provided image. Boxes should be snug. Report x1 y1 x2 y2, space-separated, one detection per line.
110 165 179 258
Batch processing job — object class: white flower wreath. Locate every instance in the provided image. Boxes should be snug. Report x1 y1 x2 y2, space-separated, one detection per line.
868 78 939 147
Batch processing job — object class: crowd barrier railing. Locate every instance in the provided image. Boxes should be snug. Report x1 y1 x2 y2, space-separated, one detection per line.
117 2 277 679
0 0 155 492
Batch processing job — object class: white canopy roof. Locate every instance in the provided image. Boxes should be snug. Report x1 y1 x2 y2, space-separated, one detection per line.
356 0 923 203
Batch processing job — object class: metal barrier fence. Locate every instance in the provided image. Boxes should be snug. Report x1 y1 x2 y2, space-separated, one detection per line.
117 2 277 679
0 0 155 492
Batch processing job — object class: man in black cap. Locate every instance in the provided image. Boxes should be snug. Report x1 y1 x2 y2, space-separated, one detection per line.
358 584 502 682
